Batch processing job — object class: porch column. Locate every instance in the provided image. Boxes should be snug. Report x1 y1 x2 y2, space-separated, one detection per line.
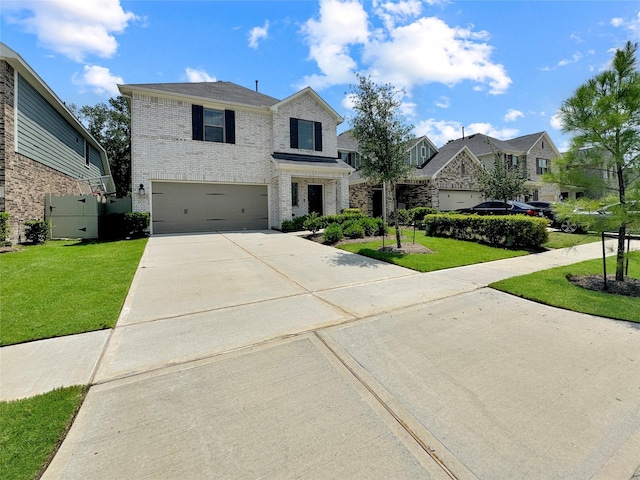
278 171 292 225
336 176 350 212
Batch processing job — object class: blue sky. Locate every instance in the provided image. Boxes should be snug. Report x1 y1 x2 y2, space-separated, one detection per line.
2 1 639 151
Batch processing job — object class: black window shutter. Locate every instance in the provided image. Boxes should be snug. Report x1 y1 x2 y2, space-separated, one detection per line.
290 118 298 149
192 105 203 141
314 122 323 151
224 110 235 144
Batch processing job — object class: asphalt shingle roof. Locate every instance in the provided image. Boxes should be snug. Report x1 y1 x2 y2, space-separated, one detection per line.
122 82 280 108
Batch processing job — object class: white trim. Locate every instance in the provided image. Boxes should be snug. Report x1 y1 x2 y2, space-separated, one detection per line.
271 86 343 124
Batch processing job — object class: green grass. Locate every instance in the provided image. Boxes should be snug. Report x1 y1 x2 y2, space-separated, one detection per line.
337 229 529 272
1 239 147 346
0 386 86 480
543 231 601 249
491 252 640 322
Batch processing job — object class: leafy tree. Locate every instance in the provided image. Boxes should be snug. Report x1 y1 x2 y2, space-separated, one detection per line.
556 41 640 281
349 74 414 248
71 96 131 197
477 141 529 212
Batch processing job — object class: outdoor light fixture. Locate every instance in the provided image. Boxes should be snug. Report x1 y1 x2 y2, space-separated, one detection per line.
138 184 146 195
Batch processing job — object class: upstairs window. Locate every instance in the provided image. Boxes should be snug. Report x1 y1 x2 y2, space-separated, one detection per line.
192 105 235 144
536 158 549 175
290 118 322 152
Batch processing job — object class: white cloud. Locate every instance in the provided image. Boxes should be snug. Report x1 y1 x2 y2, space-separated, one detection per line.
414 119 517 147
503 109 523 122
72 65 122 96
3 0 138 62
611 17 624 27
550 112 564 130
299 2 511 94
557 52 582 67
249 21 269 49
185 68 216 83
435 96 450 109
374 0 422 30
298 0 369 90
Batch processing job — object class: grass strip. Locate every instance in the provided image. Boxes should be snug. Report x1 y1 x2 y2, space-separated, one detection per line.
490 252 639 322
0 386 87 480
337 230 528 272
1 239 147 346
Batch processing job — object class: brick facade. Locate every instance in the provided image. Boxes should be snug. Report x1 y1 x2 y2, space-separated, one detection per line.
129 88 350 231
1 60 78 242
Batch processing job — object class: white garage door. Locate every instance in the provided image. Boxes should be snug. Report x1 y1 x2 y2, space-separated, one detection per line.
438 190 481 211
151 182 268 234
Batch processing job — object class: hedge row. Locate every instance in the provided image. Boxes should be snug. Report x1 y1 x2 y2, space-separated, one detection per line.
424 214 549 249
396 207 439 225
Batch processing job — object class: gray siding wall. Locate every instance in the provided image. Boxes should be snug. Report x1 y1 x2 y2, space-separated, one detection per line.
16 73 104 179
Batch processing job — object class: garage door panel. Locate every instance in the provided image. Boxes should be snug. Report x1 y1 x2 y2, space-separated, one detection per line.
152 183 268 234
439 190 481 211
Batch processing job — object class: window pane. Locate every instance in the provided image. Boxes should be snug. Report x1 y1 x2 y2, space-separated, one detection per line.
298 120 314 150
204 108 224 127
291 182 298 206
205 125 224 142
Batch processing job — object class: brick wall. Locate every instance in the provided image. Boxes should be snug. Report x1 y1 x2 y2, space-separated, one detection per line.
1 60 78 242
130 93 274 214
272 94 338 157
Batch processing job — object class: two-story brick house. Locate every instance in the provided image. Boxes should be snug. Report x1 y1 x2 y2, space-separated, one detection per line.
118 82 352 234
1 43 114 242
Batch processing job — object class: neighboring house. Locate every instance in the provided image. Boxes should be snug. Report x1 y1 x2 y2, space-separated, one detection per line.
341 131 442 217
346 130 562 215
118 82 352 234
0 43 114 242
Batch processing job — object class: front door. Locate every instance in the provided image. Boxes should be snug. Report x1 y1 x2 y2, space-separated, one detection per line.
308 185 323 216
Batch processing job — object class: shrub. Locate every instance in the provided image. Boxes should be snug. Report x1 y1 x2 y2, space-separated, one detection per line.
424 213 548 249
123 212 150 238
359 217 379 236
0 212 10 243
303 212 323 233
281 219 295 232
323 223 344 243
410 207 438 225
292 215 308 231
396 209 412 225
100 212 150 239
342 208 362 215
23 219 49 244
342 220 365 239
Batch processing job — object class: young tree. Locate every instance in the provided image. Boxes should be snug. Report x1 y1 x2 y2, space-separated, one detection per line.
71 96 131 197
349 74 414 248
557 41 640 281
477 141 529 213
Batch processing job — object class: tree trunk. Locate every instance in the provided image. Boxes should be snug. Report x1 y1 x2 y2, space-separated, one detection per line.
392 182 402 248
615 159 626 281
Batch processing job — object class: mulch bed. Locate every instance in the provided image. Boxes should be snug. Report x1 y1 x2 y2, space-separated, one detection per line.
567 274 640 298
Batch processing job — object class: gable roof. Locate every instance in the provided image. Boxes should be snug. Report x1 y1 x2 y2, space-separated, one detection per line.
119 81 280 108
414 143 480 178
271 86 343 124
337 130 359 151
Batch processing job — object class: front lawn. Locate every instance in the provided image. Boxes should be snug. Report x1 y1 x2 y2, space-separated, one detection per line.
0 239 147 346
490 252 640 322
337 230 529 272
0 386 86 480
543 231 601 249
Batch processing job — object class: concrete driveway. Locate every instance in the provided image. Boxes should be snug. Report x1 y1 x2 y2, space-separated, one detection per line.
43 232 640 479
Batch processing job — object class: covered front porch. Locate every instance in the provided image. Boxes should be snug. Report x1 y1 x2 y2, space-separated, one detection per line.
270 153 353 229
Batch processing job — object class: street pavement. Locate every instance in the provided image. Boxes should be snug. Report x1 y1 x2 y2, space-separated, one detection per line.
2 231 639 479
